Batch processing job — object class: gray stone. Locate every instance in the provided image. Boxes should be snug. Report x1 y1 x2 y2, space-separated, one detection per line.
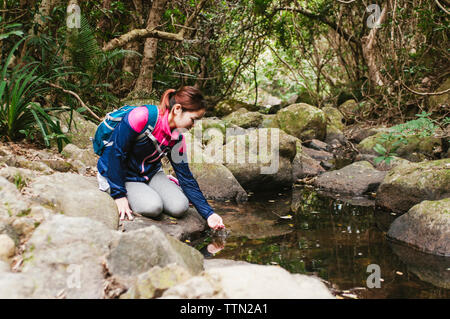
26 173 118 230
223 108 264 129
22 214 119 298
0 272 38 298
376 159 450 213
106 226 204 281
161 264 334 299
387 198 450 256
58 110 98 149
314 161 387 195
121 207 207 241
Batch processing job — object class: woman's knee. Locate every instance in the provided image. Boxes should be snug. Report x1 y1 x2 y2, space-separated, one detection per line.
165 195 189 218
125 182 163 217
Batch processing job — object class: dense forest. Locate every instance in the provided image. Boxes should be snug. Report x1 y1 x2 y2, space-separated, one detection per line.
1 0 448 150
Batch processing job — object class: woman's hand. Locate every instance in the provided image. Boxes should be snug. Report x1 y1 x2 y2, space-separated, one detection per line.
115 197 134 221
207 213 225 230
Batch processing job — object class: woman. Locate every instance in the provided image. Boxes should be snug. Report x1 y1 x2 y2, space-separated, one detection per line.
97 86 225 230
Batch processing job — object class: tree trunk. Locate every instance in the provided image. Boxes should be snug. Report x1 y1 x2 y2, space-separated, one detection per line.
361 6 388 87
130 0 168 99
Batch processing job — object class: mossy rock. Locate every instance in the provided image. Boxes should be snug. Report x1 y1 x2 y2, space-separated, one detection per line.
322 106 345 130
387 198 450 256
223 108 264 129
357 132 441 161
376 158 450 213
276 103 326 141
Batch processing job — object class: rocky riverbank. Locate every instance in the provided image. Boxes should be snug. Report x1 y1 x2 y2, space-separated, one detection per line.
0 98 448 298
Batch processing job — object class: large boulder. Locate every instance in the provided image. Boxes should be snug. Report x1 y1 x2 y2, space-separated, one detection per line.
106 226 204 282
376 159 450 213
314 161 386 195
61 143 98 174
21 215 119 298
221 128 298 191
189 162 248 202
260 114 279 129
223 108 264 129
276 103 326 141
26 173 119 230
58 110 98 150
357 132 441 162
387 198 450 256
322 106 345 131
161 263 334 299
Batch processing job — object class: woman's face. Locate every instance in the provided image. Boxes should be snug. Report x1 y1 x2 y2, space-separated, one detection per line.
171 104 206 131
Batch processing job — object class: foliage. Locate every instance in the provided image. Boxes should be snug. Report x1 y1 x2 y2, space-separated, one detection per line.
373 112 443 164
0 37 69 151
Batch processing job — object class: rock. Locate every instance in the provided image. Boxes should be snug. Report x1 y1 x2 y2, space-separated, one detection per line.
354 154 410 171
376 159 450 213
307 139 330 152
120 264 192 299
161 264 334 299
40 159 74 172
189 162 248 202
213 99 260 117
314 161 387 195
223 108 264 129
0 234 15 262
106 226 204 282
26 173 119 230
22 214 118 298
61 143 99 174
338 99 371 120
121 207 207 241
348 126 390 143
292 152 325 179
387 198 450 256
12 217 36 238
276 103 326 141
3 155 53 174
0 222 20 246
302 146 333 161
203 258 251 270
0 176 30 219
389 242 450 289
325 125 346 144
322 106 345 130
0 260 10 272
58 110 98 149
429 77 450 111
357 131 441 162
0 272 37 298
259 114 279 129
0 167 39 187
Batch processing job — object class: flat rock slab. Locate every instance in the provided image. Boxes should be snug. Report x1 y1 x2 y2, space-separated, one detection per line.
314 161 386 195
120 207 207 241
26 173 119 230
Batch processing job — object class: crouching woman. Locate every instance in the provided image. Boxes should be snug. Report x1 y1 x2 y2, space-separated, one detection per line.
96 86 225 230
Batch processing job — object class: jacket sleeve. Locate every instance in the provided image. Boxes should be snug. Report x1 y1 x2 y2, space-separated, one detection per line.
167 136 214 220
104 114 139 199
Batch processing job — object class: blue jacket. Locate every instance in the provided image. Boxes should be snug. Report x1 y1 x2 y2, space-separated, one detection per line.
97 105 214 220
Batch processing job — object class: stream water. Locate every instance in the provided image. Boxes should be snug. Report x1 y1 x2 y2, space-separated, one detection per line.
192 185 450 299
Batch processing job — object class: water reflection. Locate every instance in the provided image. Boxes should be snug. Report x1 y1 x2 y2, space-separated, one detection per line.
193 185 449 298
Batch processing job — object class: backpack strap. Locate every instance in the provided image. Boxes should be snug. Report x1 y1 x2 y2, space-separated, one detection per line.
136 105 164 153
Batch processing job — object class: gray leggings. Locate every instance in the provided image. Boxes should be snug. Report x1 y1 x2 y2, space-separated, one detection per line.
98 170 189 218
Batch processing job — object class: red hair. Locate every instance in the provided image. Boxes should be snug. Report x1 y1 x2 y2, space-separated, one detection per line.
159 86 206 113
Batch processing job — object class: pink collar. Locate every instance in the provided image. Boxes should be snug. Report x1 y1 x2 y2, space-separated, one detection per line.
160 108 181 142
